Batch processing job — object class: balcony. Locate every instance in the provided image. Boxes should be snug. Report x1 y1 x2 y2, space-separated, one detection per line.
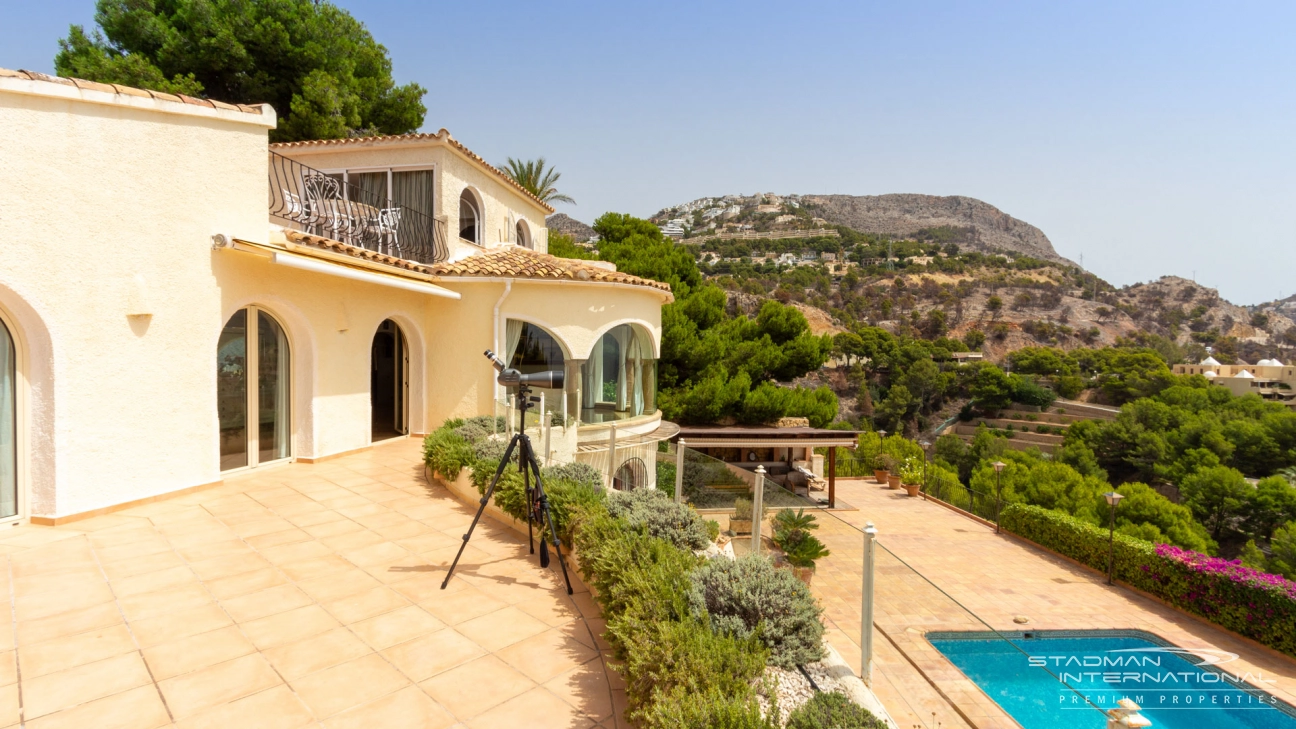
268 151 449 264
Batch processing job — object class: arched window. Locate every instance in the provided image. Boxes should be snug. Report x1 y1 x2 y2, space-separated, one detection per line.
0 319 16 518
218 307 291 471
516 220 532 249
613 457 646 491
580 324 657 424
459 189 481 245
506 321 565 375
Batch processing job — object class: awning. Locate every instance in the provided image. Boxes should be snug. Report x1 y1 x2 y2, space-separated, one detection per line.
223 238 460 300
672 426 859 449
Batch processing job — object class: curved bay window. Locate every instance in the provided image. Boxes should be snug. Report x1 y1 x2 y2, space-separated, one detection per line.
581 324 657 424
0 320 15 518
218 308 291 471
613 457 647 491
506 321 566 415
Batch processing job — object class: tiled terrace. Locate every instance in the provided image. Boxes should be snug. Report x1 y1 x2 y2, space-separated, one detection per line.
810 478 1296 728
0 439 619 729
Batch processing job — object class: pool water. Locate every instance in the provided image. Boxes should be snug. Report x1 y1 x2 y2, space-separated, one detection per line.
928 631 1296 729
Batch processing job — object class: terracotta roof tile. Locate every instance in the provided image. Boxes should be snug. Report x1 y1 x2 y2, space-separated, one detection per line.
0 67 266 118
426 246 672 294
269 129 555 213
280 230 671 295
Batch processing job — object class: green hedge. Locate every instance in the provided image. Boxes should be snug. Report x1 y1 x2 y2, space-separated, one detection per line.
571 504 772 728
1001 503 1296 658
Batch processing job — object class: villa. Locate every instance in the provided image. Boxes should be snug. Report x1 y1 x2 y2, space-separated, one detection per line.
0 68 672 526
1173 356 1296 408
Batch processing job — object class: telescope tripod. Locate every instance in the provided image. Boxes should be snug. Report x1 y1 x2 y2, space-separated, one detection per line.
440 384 573 595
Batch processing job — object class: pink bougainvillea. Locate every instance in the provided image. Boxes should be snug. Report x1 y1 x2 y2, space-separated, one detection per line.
1156 544 1296 600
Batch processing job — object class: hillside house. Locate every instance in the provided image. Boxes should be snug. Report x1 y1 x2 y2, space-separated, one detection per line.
0 68 672 524
1173 357 1296 409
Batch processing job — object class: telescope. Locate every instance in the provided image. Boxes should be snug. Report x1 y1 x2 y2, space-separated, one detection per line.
484 350 564 389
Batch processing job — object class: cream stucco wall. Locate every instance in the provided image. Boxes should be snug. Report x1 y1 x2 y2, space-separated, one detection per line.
0 79 661 521
0 80 274 517
272 139 551 258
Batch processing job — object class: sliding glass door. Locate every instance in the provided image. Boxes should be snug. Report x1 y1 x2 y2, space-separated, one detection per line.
218 307 291 472
0 320 15 518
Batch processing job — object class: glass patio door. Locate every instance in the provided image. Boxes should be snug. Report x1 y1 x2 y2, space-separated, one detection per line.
0 320 16 518
218 307 291 472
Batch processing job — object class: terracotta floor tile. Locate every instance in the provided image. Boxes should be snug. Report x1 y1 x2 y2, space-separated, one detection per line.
381 628 486 682
341 541 408 567
203 566 288 601
220 583 313 623
258 539 332 566
110 565 196 598
128 603 232 648
456 606 549 652
18 624 137 679
289 652 410 718
324 684 456 729
173 684 315 729
243 528 313 550
262 627 372 680
98 550 186 581
293 567 383 603
140 625 256 681
21 652 153 720
240 604 340 650
16 602 123 646
495 626 599 684
420 655 535 719
186 552 271 582
349 605 444 650
157 653 282 719
543 657 614 723
116 583 213 622
279 554 354 582
467 685 595 729
321 586 410 625
24 684 170 729
14 581 116 622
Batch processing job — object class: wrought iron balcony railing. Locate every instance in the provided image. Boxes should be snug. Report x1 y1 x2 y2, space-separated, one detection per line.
268 151 448 264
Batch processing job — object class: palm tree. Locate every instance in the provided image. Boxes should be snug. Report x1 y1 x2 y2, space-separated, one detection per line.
500 157 575 205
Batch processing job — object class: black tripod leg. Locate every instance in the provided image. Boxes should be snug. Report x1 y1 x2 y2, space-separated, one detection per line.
441 435 521 590
523 451 534 555
528 460 574 595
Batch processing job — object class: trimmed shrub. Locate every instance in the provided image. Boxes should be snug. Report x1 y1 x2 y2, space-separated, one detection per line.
1001 503 1296 658
607 488 711 550
785 692 886 729
542 461 604 490
706 519 721 541
422 429 474 479
570 505 770 728
688 555 826 668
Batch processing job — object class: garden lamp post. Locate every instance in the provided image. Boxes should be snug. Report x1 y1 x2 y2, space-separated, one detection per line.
1104 491 1125 585
919 440 931 498
992 461 1006 532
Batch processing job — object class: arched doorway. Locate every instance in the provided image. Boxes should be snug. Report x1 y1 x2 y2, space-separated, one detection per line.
0 318 17 518
613 457 646 491
218 307 291 471
371 319 408 441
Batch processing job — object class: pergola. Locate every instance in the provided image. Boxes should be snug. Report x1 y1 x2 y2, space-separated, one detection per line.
672 425 860 508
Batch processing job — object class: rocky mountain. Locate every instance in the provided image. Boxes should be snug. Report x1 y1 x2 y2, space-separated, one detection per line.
545 213 597 243
800 194 1069 264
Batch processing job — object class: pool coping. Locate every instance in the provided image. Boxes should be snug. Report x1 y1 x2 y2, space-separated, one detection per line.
927 628 1296 722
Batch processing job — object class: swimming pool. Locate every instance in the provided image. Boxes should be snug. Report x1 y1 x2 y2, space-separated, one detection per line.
928 630 1296 729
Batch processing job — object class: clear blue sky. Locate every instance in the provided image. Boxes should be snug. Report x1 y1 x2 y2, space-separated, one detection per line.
3 0 1293 304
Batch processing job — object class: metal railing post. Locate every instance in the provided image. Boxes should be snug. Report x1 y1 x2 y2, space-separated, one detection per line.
606 424 618 489
752 465 766 555
674 439 686 503
862 521 877 684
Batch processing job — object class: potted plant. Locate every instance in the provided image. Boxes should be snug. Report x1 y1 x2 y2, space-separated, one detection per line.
773 509 830 585
731 497 767 535
878 453 898 487
899 457 923 498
